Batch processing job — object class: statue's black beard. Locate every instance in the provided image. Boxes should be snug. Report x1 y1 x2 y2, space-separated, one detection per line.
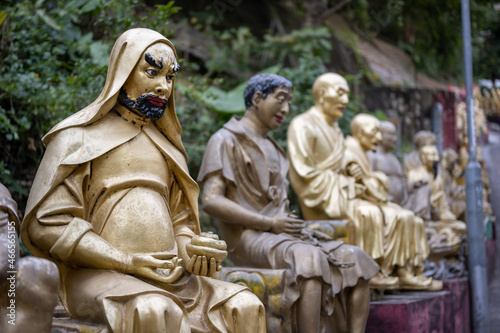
118 88 167 120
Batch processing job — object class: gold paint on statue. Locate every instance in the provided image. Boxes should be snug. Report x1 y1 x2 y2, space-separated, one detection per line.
441 148 467 220
21 28 265 333
288 73 439 290
198 73 379 333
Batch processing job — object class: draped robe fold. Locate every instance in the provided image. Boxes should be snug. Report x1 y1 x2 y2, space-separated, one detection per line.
343 136 429 270
287 109 426 273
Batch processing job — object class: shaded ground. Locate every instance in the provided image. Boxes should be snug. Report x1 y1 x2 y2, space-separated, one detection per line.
480 123 500 332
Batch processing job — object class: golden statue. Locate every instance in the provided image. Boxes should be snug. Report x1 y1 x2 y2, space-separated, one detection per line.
287 73 437 290
21 28 265 333
440 148 467 220
0 183 59 333
369 121 407 206
404 131 466 258
198 73 379 333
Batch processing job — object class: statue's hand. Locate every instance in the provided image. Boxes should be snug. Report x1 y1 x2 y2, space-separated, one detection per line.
185 233 227 277
271 212 305 236
126 253 184 284
186 255 221 277
346 163 363 181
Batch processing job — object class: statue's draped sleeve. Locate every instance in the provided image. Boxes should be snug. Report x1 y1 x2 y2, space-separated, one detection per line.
197 131 236 187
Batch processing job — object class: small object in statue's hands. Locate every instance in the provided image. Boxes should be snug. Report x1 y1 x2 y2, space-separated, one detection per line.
186 232 227 262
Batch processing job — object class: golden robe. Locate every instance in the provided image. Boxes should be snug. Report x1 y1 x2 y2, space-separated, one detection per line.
21 29 264 333
198 117 378 332
406 165 466 237
288 109 424 273
343 136 429 270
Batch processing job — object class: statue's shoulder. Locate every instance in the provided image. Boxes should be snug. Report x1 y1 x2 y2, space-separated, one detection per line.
290 109 313 125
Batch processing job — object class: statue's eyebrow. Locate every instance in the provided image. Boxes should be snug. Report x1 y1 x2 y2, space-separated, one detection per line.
145 53 163 69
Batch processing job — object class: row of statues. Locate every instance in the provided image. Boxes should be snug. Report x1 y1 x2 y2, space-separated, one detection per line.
3 28 482 332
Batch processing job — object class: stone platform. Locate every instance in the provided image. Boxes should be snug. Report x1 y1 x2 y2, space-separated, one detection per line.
366 278 470 333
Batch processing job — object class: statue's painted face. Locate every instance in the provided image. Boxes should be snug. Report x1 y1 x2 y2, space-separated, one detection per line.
420 145 440 169
319 81 350 120
359 121 382 151
255 85 293 131
119 42 179 120
380 123 397 150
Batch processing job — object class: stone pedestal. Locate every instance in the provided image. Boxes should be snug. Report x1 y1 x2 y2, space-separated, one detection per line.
366 278 470 333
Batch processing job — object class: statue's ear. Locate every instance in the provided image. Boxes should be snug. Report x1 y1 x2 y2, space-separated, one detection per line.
318 88 325 104
251 91 263 107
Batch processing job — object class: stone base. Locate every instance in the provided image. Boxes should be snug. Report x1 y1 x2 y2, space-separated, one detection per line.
366 278 470 333
51 305 107 333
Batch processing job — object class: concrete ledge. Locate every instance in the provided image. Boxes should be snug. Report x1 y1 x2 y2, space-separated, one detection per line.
366 278 470 333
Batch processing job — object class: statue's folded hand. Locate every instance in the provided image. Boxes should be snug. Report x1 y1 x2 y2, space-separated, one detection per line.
346 163 363 181
271 212 305 236
125 253 184 284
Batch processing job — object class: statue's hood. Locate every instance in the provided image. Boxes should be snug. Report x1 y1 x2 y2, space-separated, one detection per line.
43 28 187 159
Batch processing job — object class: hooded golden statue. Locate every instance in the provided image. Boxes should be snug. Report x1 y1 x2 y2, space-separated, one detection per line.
21 28 265 333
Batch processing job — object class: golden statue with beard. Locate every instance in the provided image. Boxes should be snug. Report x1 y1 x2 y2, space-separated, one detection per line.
287 73 437 290
21 28 265 333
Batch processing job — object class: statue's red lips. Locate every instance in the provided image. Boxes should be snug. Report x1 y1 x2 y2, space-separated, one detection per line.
147 97 166 106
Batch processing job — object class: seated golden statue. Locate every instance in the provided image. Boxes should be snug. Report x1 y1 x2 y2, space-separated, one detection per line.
0 183 59 333
441 148 466 220
404 131 466 258
198 73 379 333
21 28 265 333
369 121 407 206
287 73 437 290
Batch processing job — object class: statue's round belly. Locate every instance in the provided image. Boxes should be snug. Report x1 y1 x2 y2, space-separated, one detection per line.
99 187 176 254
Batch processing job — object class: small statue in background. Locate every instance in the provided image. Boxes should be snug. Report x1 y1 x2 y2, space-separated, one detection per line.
21 28 265 333
287 73 437 290
404 131 466 259
440 148 466 221
198 73 379 333
369 121 407 206
0 183 59 333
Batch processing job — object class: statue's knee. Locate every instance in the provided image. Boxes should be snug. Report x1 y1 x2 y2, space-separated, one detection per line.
133 294 184 320
16 257 59 300
224 290 264 313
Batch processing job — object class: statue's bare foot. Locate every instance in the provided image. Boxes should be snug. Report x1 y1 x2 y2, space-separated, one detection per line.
369 272 399 289
398 274 432 290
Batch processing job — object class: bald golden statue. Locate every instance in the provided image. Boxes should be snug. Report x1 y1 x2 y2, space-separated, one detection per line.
21 28 265 333
288 73 437 290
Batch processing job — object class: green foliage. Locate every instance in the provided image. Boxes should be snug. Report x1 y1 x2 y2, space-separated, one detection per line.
0 0 365 211
342 0 498 81
0 0 180 206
